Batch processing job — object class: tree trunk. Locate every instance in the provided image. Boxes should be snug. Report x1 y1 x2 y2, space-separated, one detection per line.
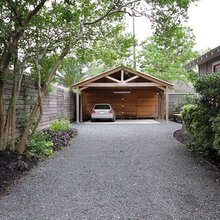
0 44 21 148
28 59 43 141
0 90 5 149
0 0 46 149
17 26 84 154
16 44 71 153
10 48 19 149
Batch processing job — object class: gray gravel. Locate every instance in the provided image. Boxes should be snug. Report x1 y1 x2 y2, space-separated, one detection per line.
0 121 220 220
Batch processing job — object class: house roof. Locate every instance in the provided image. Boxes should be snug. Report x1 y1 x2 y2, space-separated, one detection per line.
185 45 220 70
169 80 195 95
72 66 173 88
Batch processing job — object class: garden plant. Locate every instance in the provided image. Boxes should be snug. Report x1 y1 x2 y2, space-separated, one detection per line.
181 73 220 160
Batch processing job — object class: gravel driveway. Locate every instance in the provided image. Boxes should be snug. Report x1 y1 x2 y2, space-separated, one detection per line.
0 121 220 220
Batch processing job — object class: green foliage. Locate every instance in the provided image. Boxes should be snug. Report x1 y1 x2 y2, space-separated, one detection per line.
181 104 199 135
1 0 197 152
43 128 78 151
150 0 198 44
181 73 220 158
58 58 86 87
50 119 70 132
138 27 199 82
25 119 75 159
174 94 197 113
211 114 220 153
194 73 220 100
31 55 58 86
25 131 53 158
57 25 134 87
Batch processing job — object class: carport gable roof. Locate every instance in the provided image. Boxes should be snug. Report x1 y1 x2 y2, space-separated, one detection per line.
72 66 173 88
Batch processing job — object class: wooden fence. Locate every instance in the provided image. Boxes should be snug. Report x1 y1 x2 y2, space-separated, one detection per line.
168 94 195 117
3 77 75 137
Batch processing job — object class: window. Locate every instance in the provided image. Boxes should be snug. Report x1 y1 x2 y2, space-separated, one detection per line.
94 104 110 109
214 64 220 72
212 60 220 73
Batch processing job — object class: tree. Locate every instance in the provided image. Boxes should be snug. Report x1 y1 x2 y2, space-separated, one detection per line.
181 73 220 158
0 0 47 148
57 58 86 87
137 26 199 82
0 0 197 153
58 25 135 87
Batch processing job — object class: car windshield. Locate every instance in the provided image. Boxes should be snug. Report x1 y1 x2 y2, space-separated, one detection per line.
94 105 110 109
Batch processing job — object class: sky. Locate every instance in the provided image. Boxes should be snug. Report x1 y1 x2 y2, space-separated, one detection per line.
126 0 220 51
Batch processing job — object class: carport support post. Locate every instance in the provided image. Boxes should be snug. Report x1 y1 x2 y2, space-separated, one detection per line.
76 87 79 123
80 91 83 122
166 86 169 121
161 92 164 120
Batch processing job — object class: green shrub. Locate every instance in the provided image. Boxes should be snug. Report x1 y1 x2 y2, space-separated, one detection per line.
174 94 197 113
25 131 53 158
181 104 198 135
50 119 70 132
211 113 220 154
181 73 220 159
43 128 78 150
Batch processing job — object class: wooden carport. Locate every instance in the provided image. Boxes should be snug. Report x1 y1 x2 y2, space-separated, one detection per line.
72 66 173 123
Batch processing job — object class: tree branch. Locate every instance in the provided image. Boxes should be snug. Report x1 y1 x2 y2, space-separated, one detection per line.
12 0 47 42
169 49 183 63
83 0 141 25
17 22 85 153
23 0 47 27
6 0 23 27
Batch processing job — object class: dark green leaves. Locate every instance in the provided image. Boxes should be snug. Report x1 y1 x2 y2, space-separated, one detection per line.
181 73 220 157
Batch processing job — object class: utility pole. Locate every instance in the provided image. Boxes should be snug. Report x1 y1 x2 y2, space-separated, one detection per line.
132 12 136 70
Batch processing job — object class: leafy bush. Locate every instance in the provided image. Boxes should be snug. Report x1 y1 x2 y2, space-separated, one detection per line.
50 119 70 132
174 94 197 113
181 104 199 134
25 131 53 158
211 113 220 154
181 73 220 159
25 119 77 159
43 128 78 151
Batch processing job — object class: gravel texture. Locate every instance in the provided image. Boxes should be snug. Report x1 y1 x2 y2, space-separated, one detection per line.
0 121 220 220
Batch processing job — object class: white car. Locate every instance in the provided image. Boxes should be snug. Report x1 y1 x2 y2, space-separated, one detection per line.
91 104 116 122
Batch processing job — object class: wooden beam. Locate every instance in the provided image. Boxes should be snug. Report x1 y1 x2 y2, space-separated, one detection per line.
166 86 169 121
105 76 120 83
83 92 87 121
124 67 173 88
76 87 79 123
87 82 160 87
121 69 124 82
73 67 121 88
127 83 160 87
158 86 166 91
125 75 139 82
161 92 164 120
156 93 159 119
80 91 83 122
79 86 88 91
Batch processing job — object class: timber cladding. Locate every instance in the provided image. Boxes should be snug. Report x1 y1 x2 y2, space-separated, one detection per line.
3 77 75 137
85 88 157 119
